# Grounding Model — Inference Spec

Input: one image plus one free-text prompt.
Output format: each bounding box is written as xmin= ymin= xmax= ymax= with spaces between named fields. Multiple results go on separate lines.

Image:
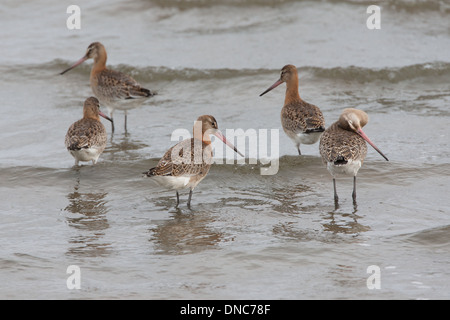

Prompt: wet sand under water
xmin=1 ymin=152 xmax=449 ymax=299
xmin=0 ymin=0 xmax=450 ymax=300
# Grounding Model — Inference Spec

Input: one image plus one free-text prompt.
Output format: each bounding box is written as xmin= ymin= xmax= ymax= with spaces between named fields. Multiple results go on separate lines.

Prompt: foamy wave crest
xmin=147 ymin=0 xmax=450 ymax=12
xmin=5 ymin=60 xmax=450 ymax=84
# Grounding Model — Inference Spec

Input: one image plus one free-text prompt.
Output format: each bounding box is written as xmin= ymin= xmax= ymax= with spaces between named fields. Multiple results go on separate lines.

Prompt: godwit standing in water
xmin=319 ymin=108 xmax=389 ymax=203
xmin=143 ymin=115 xmax=244 ymax=208
xmin=60 ymin=42 xmax=155 ymax=133
xmin=260 ymin=64 xmax=325 ymax=155
xmin=65 ymin=97 xmax=112 ymax=166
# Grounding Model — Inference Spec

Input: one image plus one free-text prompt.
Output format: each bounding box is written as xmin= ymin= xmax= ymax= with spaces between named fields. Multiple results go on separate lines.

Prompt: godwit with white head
xmin=260 ymin=64 xmax=325 ymax=155
xmin=143 ymin=115 xmax=244 ymax=208
xmin=60 ymin=42 xmax=155 ymax=133
xmin=65 ymin=97 xmax=112 ymax=166
xmin=319 ymin=108 xmax=389 ymax=204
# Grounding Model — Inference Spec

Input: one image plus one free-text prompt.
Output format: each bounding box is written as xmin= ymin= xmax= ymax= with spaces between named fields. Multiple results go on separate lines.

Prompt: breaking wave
xmin=24 ymin=59 xmax=450 ymax=84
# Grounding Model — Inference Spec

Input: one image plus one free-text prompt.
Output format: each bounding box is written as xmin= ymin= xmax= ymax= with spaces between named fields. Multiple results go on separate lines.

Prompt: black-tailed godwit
xmin=319 ymin=108 xmax=389 ymax=204
xmin=65 ymin=97 xmax=112 ymax=166
xmin=60 ymin=42 xmax=155 ymax=133
xmin=143 ymin=115 xmax=243 ymax=208
xmin=260 ymin=64 xmax=325 ymax=155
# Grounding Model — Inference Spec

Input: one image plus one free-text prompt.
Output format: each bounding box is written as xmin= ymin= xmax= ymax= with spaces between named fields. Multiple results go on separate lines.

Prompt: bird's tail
xmin=143 ymin=167 xmax=157 ymax=177
xmin=305 ymin=126 xmax=325 ymax=133
xmin=333 ymin=155 xmax=348 ymax=165
xmin=305 ymin=118 xmax=325 ymax=133
xmin=141 ymin=88 xmax=156 ymax=97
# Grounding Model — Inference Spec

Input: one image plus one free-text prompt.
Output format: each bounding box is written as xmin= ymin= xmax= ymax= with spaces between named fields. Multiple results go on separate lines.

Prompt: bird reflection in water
xmin=148 ymin=204 xmax=227 ymax=255
xmin=102 ymin=133 xmax=149 ymax=161
xmin=272 ymin=200 xmax=370 ymax=240
xmin=64 ymin=178 xmax=112 ymax=257
xmin=322 ymin=203 xmax=371 ymax=235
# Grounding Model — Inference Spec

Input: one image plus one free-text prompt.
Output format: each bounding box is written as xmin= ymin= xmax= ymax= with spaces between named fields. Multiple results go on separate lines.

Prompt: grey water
xmin=0 ymin=0 xmax=449 ymax=299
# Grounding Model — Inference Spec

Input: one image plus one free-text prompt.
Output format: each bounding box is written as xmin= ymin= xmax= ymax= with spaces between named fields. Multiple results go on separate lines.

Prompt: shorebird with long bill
xmin=319 ymin=108 xmax=389 ymax=204
xmin=260 ymin=64 xmax=325 ymax=155
xmin=60 ymin=42 xmax=155 ymax=133
xmin=143 ymin=115 xmax=244 ymax=208
xmin=65 ymin=97 xmax=112 ymax=166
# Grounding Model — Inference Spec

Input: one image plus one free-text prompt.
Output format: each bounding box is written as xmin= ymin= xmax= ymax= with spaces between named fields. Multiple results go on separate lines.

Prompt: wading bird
xmin=60 ymin=42 xmax=155 ymax=133
xmin=143 ymin=115 xmax=244 ymax=208
xmin=65 ymin=97 xmax=112 ymax=166
xmin=319 ymin=108 xmax=389 ymax=204
xmin=260 ymin=64 xmax=325 ymax=155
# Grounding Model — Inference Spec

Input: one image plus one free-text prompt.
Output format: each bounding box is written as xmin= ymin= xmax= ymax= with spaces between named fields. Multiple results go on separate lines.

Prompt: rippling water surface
xmin=0 ymin=0 xmax=449 ymax=299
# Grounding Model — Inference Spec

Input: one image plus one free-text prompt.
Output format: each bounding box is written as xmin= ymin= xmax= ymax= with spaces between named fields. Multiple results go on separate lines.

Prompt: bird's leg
xmin=352 ymin=176 xmax=357 ymax=202
xmin=297 ymin=143 xmax=302 ymax=155
xmin=187 ymin=189 xmax=193 ymax=208
xmin=124 ymin=110 xmax=128 ymax=134
xmin=333 ymin=178 xmax=339 ymax=204
xmin=175 ymin=191 xmax=180 ymax=208
xmin=110 ymin=111 xmax=115 ymax=134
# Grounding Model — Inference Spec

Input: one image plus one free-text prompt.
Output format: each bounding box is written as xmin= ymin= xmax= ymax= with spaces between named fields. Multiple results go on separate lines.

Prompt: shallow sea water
xmin=0 ymin=0 xmax=449 ymax=299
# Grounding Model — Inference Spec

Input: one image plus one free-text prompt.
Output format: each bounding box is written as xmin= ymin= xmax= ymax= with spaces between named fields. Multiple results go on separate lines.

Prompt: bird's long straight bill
xmin=60 ymin=55 xmax=88 ymax=75
xmin=259 ymin=79 xmax=283 ymax=96
xmin=357 ymin=129 xmax=389 ymax=161
xmin=214 ymin=131 xmax=244 ymax=157
xmin=99 ymin=111 xmax=113 ymax=122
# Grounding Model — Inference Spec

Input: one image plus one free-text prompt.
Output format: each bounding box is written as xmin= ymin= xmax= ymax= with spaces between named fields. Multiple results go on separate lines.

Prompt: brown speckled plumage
xmin=65 ymin=118 xmax=107 ymax=151
xmin=281 ymin=100 xmax=325 ymax=136
xmin=91 ymin=68 xmax=152 ymax=102
xmin=146 ymin=138 xmax=213 ymax=180
xmin=65 ymin=97 xmax=111 ymax=166
xmin=319 ymin=120 xmax=367 ymax=166
xmin=260 ymin=64 xmax=325 ymax=155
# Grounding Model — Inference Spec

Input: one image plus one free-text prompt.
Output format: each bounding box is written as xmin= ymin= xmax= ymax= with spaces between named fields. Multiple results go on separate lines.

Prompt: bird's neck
xmin=193 ymin=121 xmax=212 ymax=145
xmin=91 ymin=53 xmax=107 ymax=75
xmin=194 ymin=133 xmax=211 ymax=145
xmin=83 ymin=111 xmax=100 ymax=121
xmin=284 ymin=77 xmax=301 ymax=105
